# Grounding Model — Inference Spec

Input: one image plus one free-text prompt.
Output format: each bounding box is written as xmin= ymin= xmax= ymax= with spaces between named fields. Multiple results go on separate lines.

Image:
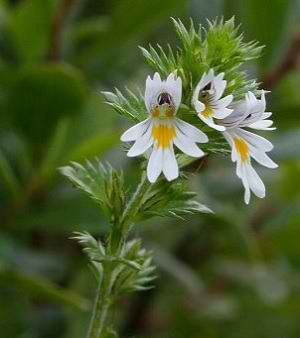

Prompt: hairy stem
xmin=109 ymin=173 xmax=150 ymax=254
xmin=86 ymin=172 xmax=150 ymax=337
xmin=121 ymin=173 xmax=150 ymax=229
xmin=86 ymin=266 xmax=113 ymax=338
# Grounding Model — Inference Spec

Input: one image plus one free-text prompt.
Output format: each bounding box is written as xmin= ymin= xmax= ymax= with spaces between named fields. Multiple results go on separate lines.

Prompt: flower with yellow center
xmin=192 ymin=69 xmax=234 ymax=131
xmin=121 ymin=72 xmax=208 ymax=183
xmin=220 ymin=91 xmax=277 ymax=204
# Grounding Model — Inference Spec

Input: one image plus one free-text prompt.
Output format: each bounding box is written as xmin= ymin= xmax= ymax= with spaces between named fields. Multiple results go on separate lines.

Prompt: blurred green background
xmin=0 ymin=0 xmax=300 ymax=337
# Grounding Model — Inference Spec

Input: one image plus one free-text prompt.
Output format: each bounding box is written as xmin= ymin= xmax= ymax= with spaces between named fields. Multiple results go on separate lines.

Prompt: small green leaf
xmin=61 ymin=161 xmax=127 ymax=222
xmin=103 ymin=88 xmax=147 ymax=123
xmin=113 ymin=239 xmax=156 ymax=294
xmin=60 ymin=161 xmax=105 ymax=207
xmin=138 ymin=178 xmax=213 ymax=221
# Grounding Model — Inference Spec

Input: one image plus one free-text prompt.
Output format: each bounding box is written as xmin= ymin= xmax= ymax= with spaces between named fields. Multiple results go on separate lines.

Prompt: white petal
xmin=214 ymin=94 xmax=233 ymax=109
xmin=213 ymin=107 xmax=233 ymax=119
xmin=235 ymin=128 xmax=273 ymax=152
xmin=248 ymin=120 xmax=275 ymax=130
xmin=192 ymin=87 xmax=201 ymax=110
xmin=222 ymin=131 xmax=238 ymax=162
xmin=198 ymin=113 xmax=226 ymax=131
xmin=121 ymin=119 xmax=150 ymax=142
xmin=162 ymin=145 xmax=179 ymax=181
xmin=165 ymin=73 xmax=182 ymax=111
xmin=245 ymin=164 xmax=265 ymax=199
xmin=213 ymin=72 xmax=226 ymax=100
xmin=127 ymin=126 xmax=153 ymax=157
xmin=251 ymin=150 xmax=278 ymax=168
xmin=174 ymin=130 xmax=205 ymax=157
xmin=259 ymin=90 xmax=266 ymax=112
xmin=222 ymin=91 xmax=266 ymax=129
xmin=197 ymin=69 xmax=215 ymax=91
xmin=220 ymin=101 xmax=248 ymax=128
xmin=236 ymin=159 xmax=242 ymax=178
xmin=147 ymin=147 xmax=163 ymax=183
xmin=175 ymin=118 xmax=208 ymax=143
xmin=245 ymin=91 xmax=266 ymax=115
xmin=262 ymin=112 xmax=272 ymax=119
xmin=244 ymin=190 xmax=251 ymax=204
xmin=193 ymin=100 xmax=205 ymax=113
xmin=192 ymin=69 xmax=215 ymax=106
xmin=240 ymin=164 xmax=251 ymax=204
xmin=145 ymin=73 xmax=162 ymax=112
xmin=245 ymin=91 xmax=258 ymax=111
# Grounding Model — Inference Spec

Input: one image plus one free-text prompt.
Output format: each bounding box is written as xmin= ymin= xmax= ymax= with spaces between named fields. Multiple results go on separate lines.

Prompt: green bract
xmin=104 ymin=18 xmax=263 ymax=156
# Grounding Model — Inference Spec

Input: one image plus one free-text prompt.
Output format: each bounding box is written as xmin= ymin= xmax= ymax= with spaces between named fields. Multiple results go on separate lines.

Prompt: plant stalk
xmin=108 ymin=173 xmax=150 ymax=254
xmin=86 ymin=266 xmax=113 ymax=338
xmin=86 ymin=173 xmax=150 ymax=338
xmin=120 ymin=173 xmax=150 ymax=229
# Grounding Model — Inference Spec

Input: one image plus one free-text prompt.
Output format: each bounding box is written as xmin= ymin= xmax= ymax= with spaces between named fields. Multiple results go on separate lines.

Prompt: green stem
xmin=108 ymin=173 xmax=150 ymax=254
xmin=86 ymin=266 xmax=113 ymax=338
xmin=120 ymin=173 xmax=150 ymax=229
xmin=86 ymin=173 xmax=150 ymax=338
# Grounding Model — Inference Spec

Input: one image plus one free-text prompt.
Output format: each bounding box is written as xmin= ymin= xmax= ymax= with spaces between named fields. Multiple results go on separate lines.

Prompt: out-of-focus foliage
xmin=0 ymin=1 xmax=300 ymax=338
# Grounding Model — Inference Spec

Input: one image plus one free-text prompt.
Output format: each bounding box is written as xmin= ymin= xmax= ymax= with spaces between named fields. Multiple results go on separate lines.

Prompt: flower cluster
xmin=121 ymin=70 xmax=277 ymax=204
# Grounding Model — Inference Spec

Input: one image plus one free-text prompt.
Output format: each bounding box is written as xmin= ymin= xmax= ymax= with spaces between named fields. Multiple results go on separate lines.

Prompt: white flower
xmin=220 ymin=91 xmax=278 ymax=204
xmin=192 ymin=69 xmax=233 ymax=131
xmin=121 ymin=72 xmax=208 ymax=183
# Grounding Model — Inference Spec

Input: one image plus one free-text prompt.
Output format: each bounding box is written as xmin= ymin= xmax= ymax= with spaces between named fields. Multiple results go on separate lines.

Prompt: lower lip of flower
xmin=200 ymin=105 xmax=213 ymax=118
xmin=234 ymin=137 xmax=249 ymax=162
xmin=152 ymin=123 xmax=176 ymax=149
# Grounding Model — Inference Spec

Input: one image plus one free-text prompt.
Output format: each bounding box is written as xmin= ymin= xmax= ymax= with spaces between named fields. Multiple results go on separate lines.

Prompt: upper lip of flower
xmin=220 ymin=91 xmax=270 ymax=129
xmin=145 ymin=72 xmax=182 ymax=116
xmin=192 ymin=69 xmax=233 ymax=131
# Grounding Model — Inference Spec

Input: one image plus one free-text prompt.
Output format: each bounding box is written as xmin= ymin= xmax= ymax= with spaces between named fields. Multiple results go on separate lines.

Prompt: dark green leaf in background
xmin=225 ymin=0 xmax=295 ymax=71
xmin=9 ymin=0 xmax=58 ymax=64
xmin=7 ymin=64 xmax=87 ymax=143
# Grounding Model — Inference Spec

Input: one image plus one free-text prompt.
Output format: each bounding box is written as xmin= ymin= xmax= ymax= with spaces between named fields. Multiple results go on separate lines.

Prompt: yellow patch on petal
xmin=152 ymin=124 xmax=176 ymax=149
xmin=151 ymin=106 xmax=175 ymax=118
xmin=234 ymin=138 xmax=249 ymax=162
xmin=151 ymin=107 xmax=160 ymax=117
xmin=201 ymin=105 xmax=213 ymax=118
xmin=165 ymin=106 xmax=175 ymax=117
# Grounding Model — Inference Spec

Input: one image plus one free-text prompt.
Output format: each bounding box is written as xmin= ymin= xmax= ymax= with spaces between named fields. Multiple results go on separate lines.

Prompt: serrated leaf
xmin=113 ymin=240 xmax=156 ymax=295
xmin=60 ymin=161 xmax=105 ymax=207
xmin=103 ymin=87 xmax=147 ymax=123
xmin=141 ymin=17 xmax=262 ymax=101
xmin=138 ymin=178 xmax=213 ymax=221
